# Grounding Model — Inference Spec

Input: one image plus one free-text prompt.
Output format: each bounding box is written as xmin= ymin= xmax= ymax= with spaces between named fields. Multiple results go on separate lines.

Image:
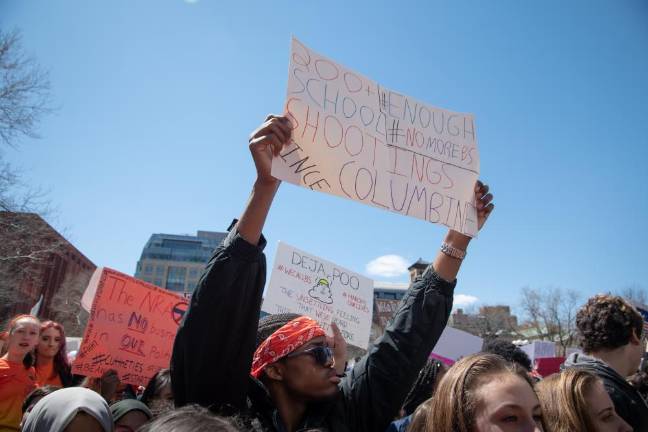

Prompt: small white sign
xmin=263 ymin=241 xmax=373 ymax=348
xmin=430 ymin=326 xmax=483 ymax=364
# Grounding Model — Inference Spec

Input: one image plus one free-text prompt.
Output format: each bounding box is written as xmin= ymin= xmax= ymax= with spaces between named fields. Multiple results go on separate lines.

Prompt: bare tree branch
xmin=0 ymin=29 xmax=52 ymax=148
xmin=519 ymin=286 xmax=580 ymax=356
xmin=617 ymin=285 xmax=647 ymax=305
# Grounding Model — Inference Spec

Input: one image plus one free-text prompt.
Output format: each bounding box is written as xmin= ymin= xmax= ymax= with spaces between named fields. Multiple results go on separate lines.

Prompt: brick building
xmin=0 ymin=212 xmax=95 ymax=336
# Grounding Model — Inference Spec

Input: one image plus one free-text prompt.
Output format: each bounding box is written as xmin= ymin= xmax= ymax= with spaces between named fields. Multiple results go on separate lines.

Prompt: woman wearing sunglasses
xmin=171 ymin=114 xmax=495 ymax=432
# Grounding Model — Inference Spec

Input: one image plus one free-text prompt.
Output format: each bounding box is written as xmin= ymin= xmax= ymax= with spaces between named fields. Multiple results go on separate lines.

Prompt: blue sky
xmin=2 ymin=0 xmax=647 ymax=314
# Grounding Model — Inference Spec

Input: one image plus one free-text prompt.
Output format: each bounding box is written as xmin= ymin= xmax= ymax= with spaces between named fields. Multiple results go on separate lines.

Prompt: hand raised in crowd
xmin=98 ymin=368 xmax=121 ymax=402
xmin=248 ymin=114 xmax=293 ymax=187
xmin=238 ymin=114 xmax=293 ymax=245
xmin=433 ymin=180 xmax=495 ymax=282
xmin=327 ymin=322 xmax=348 ymax=377
xmin=474 ymin=180 xmax=494 ymax=231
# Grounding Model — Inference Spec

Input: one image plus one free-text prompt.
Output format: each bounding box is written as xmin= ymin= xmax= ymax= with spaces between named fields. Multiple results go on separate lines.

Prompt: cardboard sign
xmin=272 ymin=37 xmax=480 ymax=236
xmin=73 ymin=268 xmax=188 ymax=386
xmin=521 ymin=340 xmax=556 ymax=363
xmin=430 ymin=326 xmax=483 ymax=365
xmin=262 ymin=242 xmax=373 ymax=348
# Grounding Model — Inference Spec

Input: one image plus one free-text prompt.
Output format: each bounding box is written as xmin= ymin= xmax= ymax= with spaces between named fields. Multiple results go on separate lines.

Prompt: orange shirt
xmin=0 ymin=358 xmax=36 ymax=432
xmin=35 ymin=362 xmax=62 ymax=387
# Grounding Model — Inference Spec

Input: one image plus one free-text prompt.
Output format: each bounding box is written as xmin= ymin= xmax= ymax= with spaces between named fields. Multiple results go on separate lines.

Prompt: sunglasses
xmin=284 ymin=345 xmax=334 ymax=367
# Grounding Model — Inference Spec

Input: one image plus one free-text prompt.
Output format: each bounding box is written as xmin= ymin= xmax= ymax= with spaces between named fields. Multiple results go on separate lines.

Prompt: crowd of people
xmin=1 ymin=115 xmax=647 ymax=431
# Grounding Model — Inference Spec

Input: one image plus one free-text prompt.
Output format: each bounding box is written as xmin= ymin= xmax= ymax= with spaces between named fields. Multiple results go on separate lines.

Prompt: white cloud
xmin=366 ymin=255 xmax=409 ymax=278
xmin=454 ymin=294 xmax=480 ymax=308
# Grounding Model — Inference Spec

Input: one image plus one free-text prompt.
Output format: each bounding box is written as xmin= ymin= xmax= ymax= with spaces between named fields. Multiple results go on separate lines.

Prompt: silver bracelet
xmin=441 ymin=242 xmax=466 ymax=260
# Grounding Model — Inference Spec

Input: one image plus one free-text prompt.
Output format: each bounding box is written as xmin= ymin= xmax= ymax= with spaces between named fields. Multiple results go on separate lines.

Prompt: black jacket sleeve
xmin=171 ymin=227 xmax=267 ymax=410
xmin=339 ymin=265 xmax=455 ymax=432
xmin=603 ymin=379 xmax=648 ymax=431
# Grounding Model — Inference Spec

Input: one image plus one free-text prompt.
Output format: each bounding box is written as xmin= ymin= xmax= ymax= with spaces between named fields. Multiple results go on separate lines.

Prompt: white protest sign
xmin=430 ymin=326 xmax=483 ymax=365
xmin=272 ymin=37 xmax=480 ymax=236
xmin=262 ymin=241 xmax=373 ymax=348
xmin=521 ymin=340 xmax=556 ymax=363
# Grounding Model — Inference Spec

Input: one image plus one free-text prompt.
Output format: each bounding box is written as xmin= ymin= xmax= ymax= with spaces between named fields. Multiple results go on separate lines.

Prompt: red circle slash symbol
xmin=172 ymin=302 xmax=188 ymax=325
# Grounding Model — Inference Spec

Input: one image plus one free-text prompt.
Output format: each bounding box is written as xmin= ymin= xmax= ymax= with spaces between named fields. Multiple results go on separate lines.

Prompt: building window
xmin=166 ymin=266 xmax=186 ymax=292
xmin=189 ymin=268 xmax=199 ymax=278
xmin=156 ymin=266 xmax=165 ymax=275
xmin=144 ymin=264 xmax=154 ymax=274
xmin=154 ymin=278 xmax=163 ymax=287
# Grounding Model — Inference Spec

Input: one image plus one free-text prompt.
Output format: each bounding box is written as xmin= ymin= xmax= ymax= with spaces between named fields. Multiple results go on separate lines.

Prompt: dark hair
xmin=255 ymin=313 xmax=301 ymax=348
xmin=137 ymin=405 xmax=243 ymax=432
xmin=401 ymin=359 xmax=444 ymax=416
xmin=36 ymin=320 xmax=71 ymax=380
xmin=141 ymin=368 xmax=172 ymax=405
xmin=576 ymin=294 xmax=643 ymax=353
xmin=22 ymin=385 xmax=60 ymax=413
xmin=482 ymin=338 xmax=532 ymax=372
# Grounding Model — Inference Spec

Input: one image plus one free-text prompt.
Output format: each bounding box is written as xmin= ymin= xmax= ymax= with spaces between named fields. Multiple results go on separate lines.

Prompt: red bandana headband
xmin=251 ymin=316 xmax=326 ymax=378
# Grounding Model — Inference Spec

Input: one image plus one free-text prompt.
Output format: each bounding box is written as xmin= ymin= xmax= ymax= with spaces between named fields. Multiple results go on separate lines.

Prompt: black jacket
xmin=171 ymin=227 xmax=455 ymax=432
xmin=564 ymin=352 xmax=648 ymax=431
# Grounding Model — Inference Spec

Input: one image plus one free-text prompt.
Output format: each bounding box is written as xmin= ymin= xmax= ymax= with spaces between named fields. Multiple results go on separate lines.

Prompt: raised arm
xmin=238 ymin=115 xmax=292 ymax=244
xmin=340 ymin=181 xmax=494 ymax=432
xmin=171 ymin=115 xmax=292 ymax=410
xmin=433 ymin=181 xmax=494 ymax=281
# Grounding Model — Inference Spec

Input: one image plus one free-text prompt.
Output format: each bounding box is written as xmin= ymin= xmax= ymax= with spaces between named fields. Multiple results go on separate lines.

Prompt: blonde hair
xmin=424 ymin=353 xmax=540 ymax=432
xmin=536 ymin=369 xmax=598 ymax=432
xmin=407 ymin=398 xmax=432 ymax=432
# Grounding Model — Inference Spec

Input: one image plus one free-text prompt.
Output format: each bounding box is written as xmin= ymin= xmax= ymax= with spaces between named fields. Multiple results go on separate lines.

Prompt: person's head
xmin=22 ymin=385 xmax=60 ymax=415
xmin=252 ymin=315 xmax=339 ymax=401
xmin=140 ymin=368 xmax=173 ymax=416
xmin=0 ymin=314 xmax=40 ymax=366
xmin=21 ymin=387 xmax=113 ymax=432
xmin=401 ymin=359 xmax=447 ymax=416
xmin=110 ymin=399 xmax=153 ymax=432
xmin=536 ymin=369 xmax=631 ymax=432
xmin=255 ymin=312 xmax=302 ymax=348
xmin=138 ymin=404 xmax=242 ymax=432
xmin=407 ymin=399 xmax=433 ymax=432
xmin=36 ymin=321 xmax=70 ymax=372
xmin=425 ymin=353 xmax=545 ymax=432
xmin=576 ymin=294 xmax=645 ymax=375
xmin=482 ymin=338 xmax=533 ymax=372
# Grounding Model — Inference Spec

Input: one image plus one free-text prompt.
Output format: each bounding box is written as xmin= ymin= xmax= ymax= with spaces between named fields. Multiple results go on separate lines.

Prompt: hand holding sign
xmin=474 ymin=180 xmax=494 ymax=231
xmin=327 ymin=322 xmax=348 ymax=376
xmin=238 ymin=115 xmax=293 ymax=246
xmin=249 ymin=114 xmax=293 ymax=187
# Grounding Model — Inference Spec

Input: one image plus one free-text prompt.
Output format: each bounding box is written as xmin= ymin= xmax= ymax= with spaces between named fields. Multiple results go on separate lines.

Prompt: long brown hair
xmin=36 ymin=320 xmax=71 ymax=379
xmin=536 ymin=369 xmax=598 ymax=432
xmin=424 ymin=353 xmax=541 ymax=432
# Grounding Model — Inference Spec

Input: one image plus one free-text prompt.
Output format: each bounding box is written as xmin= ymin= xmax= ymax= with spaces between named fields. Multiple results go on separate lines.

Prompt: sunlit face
xmin=7 ymin=318 xmax=40 ymax=357
xmin=585 ymin=380 xmax=632 ymax=432
xmin=272 ymin=336 xmax=340 ymax=400
xmin=38 ymin=326 xmax=63 ymax=358
xmin=473 ymin=374 xmax=544 ymax=432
